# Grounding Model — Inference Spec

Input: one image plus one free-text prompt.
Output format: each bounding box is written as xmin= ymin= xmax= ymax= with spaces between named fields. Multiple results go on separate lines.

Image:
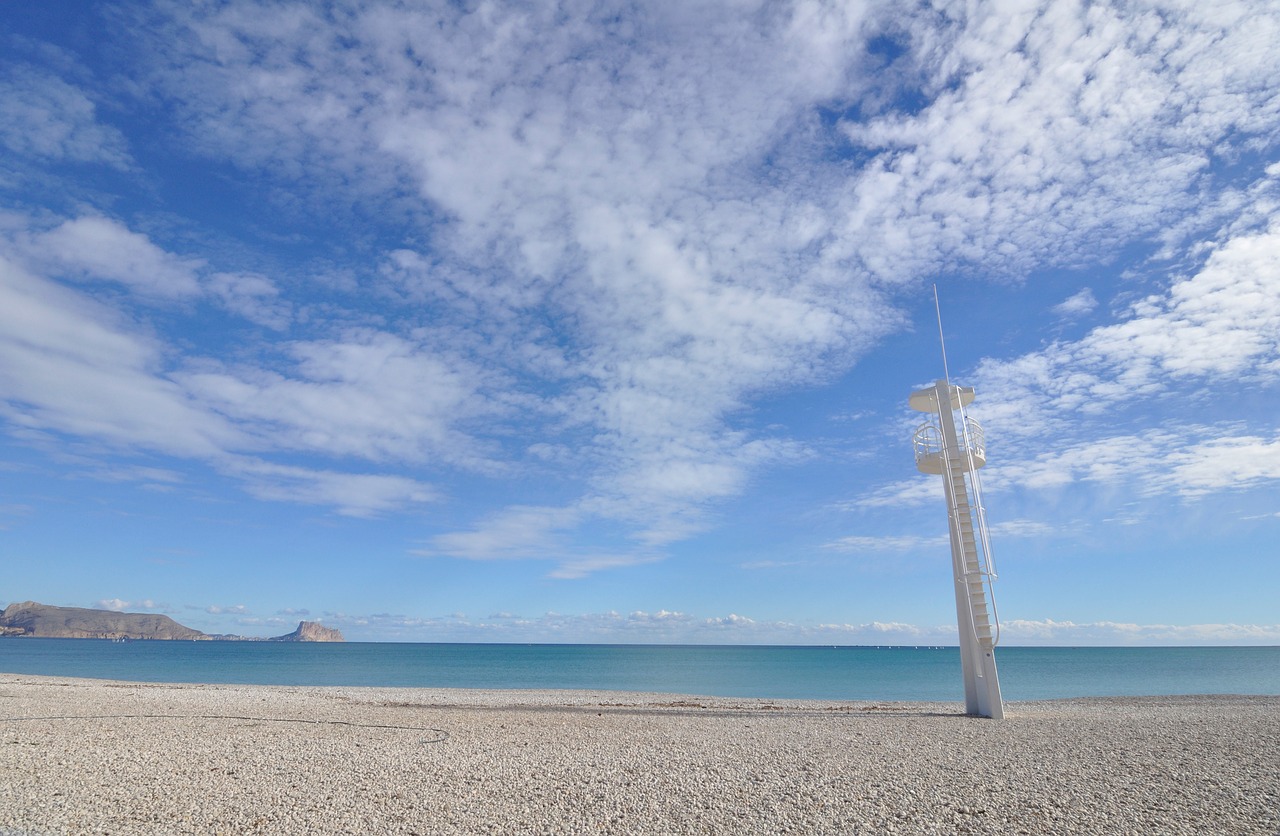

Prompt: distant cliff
xmin=269 ymin=621 xmax=345 ymax=642
xmin=0 ymin=601 xmax=207 ymax=640
xmin=0 ymin=602 xmax=344 ymax=642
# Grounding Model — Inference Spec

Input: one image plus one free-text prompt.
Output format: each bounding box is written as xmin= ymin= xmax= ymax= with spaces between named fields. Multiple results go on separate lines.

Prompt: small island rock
xmin=269 ymin=621 xmax=345 ymax=642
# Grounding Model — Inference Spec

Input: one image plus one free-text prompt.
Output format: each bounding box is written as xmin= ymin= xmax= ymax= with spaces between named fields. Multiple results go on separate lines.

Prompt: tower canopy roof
xmin=909 ymin=380 xmax=975 ymax=413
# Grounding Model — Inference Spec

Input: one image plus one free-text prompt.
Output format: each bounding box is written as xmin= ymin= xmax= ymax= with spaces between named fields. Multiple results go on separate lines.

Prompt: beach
xmin=1 ymin=675 xmax=1276 ymax=835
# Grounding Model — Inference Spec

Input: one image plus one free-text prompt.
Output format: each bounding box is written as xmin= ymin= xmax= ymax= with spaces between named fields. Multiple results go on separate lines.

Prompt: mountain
xmin=0 ymin=601 xmax=344 ymax=642
xmin=0 ymin=601 xmax=207 ymax=640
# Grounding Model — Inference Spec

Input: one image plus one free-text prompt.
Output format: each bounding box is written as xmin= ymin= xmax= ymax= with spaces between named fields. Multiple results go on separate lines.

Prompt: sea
xmin=2 ymin=641 xmax=1279 ymax=701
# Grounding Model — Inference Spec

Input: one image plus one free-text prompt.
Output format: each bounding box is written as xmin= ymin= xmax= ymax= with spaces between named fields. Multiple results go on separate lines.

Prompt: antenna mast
xmin=933 ymin=284 xmax=952 ymax=385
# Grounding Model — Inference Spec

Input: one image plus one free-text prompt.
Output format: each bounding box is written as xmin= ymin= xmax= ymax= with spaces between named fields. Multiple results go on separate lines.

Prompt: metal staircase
xmin=943 ymin=417 xmax=999 ymax=647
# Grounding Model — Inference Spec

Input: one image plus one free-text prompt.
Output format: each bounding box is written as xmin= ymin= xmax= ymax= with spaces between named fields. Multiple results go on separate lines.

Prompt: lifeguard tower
xmin=910 ymin=373 xmax=1005 ymax=719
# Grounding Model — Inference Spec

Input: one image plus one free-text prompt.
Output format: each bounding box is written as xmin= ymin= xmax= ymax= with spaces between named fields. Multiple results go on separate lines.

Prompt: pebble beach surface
xmin=1 ymin=675 xmax=1277 ymax=835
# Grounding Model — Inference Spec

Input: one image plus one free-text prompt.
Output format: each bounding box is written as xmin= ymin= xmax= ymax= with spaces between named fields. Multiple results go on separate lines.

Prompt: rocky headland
xmin=0 ymin=601 xmax=343 ymax=642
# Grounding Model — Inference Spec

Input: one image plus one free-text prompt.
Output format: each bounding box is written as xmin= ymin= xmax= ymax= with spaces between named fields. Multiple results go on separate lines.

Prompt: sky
xmin=1 ymin=0 xmax=1278 ymax=645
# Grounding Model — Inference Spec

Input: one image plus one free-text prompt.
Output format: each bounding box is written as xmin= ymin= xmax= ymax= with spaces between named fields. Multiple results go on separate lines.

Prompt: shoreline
xmin=3 ymin=675 xmax=1278 ymax=834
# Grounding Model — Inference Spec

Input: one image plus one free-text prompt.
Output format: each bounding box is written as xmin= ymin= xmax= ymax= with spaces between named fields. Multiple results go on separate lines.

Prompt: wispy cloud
xmin=547 ymin=553 xmax=664 ymax=581
xmin=224 ymin=458 xmax=438 ymax=518
xmin=417 ymin=504 xmax=582 ymax=562
xmin=0 ymin=252 xmax=240 ymax=458
xmin=975 ymin=218 xmax=1280 ymax=442
xmin=179 ymin=328 xmax=505 ymax=470
xmin=96 ymin=598 xmax=168 ymax=613
xmin=0 ymin=63 xmax=131 ymax=167
xmin=414 ymin=504 xmax=665 ymax=579
xmin=1001 ymin=619 xmax=1280 ymax=646
xmin=823 ymin=533 xmax=948 ymax=554
xmin=0 ymin=503 xmax=33 ymax=530
xmin=204 ymin=603 xmax=249 ymax=616
xmin=843 ymin=203 xmax=1280 ymax=518
xmin=1052 ymin=288 xmax=1097 ymax=319
xmin=206 ymin=272 xmax=291 ymax=330
xmin=1170 ymin=435 xmax=1280 ymax=497
xmin=29 ymin=216 xmax=203 ymax=299
xmin=836 ymin=1 xmax=1280 ymax=280
xmin=822 ymin=519 xmax=1053 ymax=557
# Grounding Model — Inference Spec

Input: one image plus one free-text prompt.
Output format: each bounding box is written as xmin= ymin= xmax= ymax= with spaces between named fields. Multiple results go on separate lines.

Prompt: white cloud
xmin=847 ymin=477 xmax=943 ymax=509
xmin=986 ymin=433 xmax=1175 ymax=493
xmin=739 ymin=559 xmax=808 ymax=570
xmin=416 ymin=504 xmax=667 ymax=578
xmin=824 ymin=533 xmax=948 ymax=553
xmin=225 ymin=458 xmax=437 ymax=518
xmin=1170 ymin=435 xmax=1280 ymax=496
xmin=419 ymin=504 xmax=582 ymax=561
xmin=0 ymin=244 xmax=447 ymax=517
xmin=180 ymin=329 xmax=502 ymax=470
xmin=1001 ymin=618 xmax=1280 ymax=646
xmin=32 ymin=216 xmax=204 ymax=299
xmin=0 ymin=254 xmax=240 ymax=458
xmin=207 ymin=271 xmax=291 ymax=329
xmin=863 ymin=212 xmax=1279 ymax=511
xmin=975 ymin=221 xmax=1280 ymax=442
xmin=1087 ymin=227 xmax=1280 ymax=381
xmin=1052 ymin=288 xmax=1098 ymax=318
xmin=548 ymin=553 xmax=663 ymax=580
xmin=95 ymin=598 xmax=166 ymax=613
xmin=82 ymin=464 xmax=185 ymax=485
xmin=988 ymin=519 xmax=1055 ymax=538
xmin=823 ymin=519 xmax=1052 ymax=557
xmin=0 ymin=64 xmax=130 ymax=166
xmin=836 ymin=0 xmax=1280 ymax=280
xmin=4 ymin=213 xmax=304 ymax=327
xmin=853 ymin=423 xmax=1280 ymax=519
xmin=205 ymin=604 xmax=249 ymax=615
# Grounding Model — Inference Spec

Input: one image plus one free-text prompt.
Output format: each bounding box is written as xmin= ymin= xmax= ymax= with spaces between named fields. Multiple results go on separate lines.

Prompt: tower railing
xmin=912 ymin=416 xmax=985 ymax=467
xmin=912 ymin=423 xmax=941 ymax=463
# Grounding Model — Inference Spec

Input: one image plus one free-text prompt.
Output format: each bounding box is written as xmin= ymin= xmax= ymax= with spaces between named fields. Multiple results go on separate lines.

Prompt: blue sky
xmin=1 ymin=1 xmax=1278 ymax=645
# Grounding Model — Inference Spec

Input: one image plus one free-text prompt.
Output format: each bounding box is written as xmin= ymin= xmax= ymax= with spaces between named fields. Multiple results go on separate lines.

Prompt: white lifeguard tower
xmin=910 ymin=321 xmax=1005 ymax=718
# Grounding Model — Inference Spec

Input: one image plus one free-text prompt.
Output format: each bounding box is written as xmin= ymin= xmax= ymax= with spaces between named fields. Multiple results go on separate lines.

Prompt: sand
xmin=0 ymin=674 xmax=1277 ymax=835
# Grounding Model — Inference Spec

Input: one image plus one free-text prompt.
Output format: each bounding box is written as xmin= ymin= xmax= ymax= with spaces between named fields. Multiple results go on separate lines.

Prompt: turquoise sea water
xmin=1 ymin=640 xmax=1277 ymax=701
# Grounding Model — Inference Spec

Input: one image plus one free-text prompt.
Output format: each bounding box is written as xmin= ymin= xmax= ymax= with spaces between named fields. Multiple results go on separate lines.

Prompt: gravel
xmin=1 ymin=674 xmax=1277 ymax=835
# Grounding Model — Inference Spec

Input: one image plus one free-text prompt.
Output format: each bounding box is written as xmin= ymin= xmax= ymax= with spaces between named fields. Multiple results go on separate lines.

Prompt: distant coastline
xmin=0 ymin=601 xmax=343 ymax=642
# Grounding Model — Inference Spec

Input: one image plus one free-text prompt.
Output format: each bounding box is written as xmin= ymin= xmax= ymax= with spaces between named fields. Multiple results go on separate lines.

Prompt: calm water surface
xmin=2 ymin=640 xmax=1277 ymax=701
